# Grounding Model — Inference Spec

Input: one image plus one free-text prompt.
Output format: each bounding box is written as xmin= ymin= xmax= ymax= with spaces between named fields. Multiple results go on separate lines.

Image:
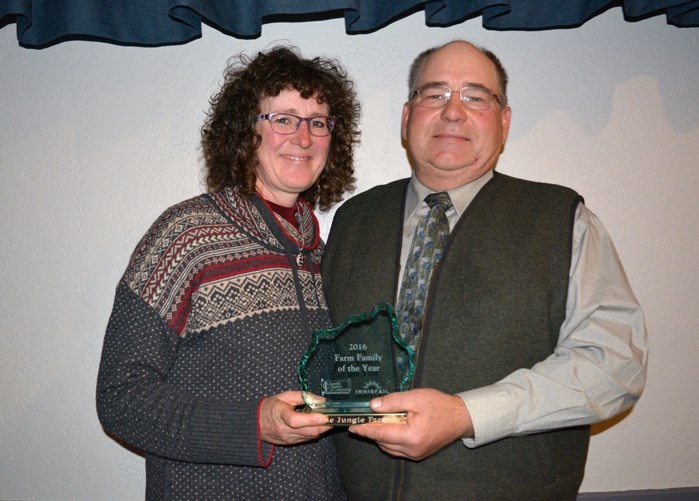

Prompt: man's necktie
xmin=396 ymin=192 xmax=452 ymax=351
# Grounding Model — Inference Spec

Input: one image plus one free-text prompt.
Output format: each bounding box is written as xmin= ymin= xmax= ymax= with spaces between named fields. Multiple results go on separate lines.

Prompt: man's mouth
xmin=434 ymin=132 xmax=469 ymax=141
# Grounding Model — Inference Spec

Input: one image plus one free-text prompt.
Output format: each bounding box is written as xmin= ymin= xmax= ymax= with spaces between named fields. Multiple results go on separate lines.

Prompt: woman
xmin=96 ymin=46 xmax=360 ymax=499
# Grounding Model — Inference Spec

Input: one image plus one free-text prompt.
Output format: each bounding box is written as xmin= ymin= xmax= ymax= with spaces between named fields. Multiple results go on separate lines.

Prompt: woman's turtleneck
xmin=266 ymin=199 xmax=300 ymax=229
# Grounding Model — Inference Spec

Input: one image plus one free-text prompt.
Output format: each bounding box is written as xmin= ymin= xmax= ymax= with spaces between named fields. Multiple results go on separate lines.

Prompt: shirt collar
xmin=405 ymin=170 xmax=494 ymax=223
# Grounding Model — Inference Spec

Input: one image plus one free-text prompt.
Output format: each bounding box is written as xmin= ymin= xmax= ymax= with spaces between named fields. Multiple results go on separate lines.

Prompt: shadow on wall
xmin=103 ymin=429 xmax=145 ymax=459
xmin=590 ymin=407 xmax=632 ymax=436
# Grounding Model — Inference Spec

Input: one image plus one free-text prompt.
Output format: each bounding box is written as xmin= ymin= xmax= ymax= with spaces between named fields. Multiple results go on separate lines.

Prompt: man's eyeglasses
xmin=256 ymin=113 xmax=336 ymax=137
xmin=411 ymin=85 xmax=505 ymax=111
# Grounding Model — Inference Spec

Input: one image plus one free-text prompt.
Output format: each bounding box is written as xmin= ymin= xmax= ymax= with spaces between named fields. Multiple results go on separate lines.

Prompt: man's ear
xmin=401 ymin=102 xmax=411 ymax=143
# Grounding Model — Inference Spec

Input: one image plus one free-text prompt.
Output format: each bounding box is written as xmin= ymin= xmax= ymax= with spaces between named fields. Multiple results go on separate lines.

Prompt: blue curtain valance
xmin=2 ymin=0 xmax=698 ymax=48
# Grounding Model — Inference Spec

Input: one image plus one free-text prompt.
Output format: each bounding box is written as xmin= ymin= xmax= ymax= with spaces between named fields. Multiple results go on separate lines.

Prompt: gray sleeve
xmin=96 ymin=280 xmax=270 ymax=466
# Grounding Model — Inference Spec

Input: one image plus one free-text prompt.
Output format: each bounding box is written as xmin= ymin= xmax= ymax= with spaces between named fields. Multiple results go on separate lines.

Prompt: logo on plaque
xmin=298 ymin=303 xmax=415 ymax=425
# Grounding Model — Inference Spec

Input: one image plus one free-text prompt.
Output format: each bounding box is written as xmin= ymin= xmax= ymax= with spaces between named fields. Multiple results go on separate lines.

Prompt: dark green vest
xmin=322 ymin=173 xmax=589 ymax=500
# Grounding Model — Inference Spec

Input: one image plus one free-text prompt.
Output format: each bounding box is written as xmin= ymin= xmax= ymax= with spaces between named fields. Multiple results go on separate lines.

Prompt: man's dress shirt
xmin=400 ymin=171 xmax=648 ymax=447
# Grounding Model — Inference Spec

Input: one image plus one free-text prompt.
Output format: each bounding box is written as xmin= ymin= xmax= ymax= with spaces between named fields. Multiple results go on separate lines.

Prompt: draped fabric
xmin=2 ymin=0 xmax=698 ymax=48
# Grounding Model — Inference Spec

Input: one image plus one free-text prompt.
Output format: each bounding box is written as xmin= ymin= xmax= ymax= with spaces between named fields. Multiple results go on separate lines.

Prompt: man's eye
xmin=463 ymin=90 xmax=490 ymax=103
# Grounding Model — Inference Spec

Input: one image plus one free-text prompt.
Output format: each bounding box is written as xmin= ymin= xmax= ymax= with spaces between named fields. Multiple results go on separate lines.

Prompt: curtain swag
xmin=2 ymin=0 xmax=698 ymax=48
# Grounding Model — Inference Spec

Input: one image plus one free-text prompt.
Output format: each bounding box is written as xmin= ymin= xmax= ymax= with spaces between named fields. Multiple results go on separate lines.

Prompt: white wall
xmin=1 ymin=9 xmax=697 ymax=500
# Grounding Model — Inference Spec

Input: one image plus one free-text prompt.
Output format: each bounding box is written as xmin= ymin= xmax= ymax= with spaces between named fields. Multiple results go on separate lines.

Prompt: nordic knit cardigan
xmin=97 ymin=187 xmax=345 ymax=500
xmin=322 ymin=172 xmax=589 ymax=500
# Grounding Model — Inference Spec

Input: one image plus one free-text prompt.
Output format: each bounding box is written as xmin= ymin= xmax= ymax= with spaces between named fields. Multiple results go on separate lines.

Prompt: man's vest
xmin=322 ymin=172 xmax=589 ymax=500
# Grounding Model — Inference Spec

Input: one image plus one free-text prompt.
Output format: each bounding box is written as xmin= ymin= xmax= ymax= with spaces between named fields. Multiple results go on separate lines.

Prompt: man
xmin=322 ymin=40 xmax=647 ymax=499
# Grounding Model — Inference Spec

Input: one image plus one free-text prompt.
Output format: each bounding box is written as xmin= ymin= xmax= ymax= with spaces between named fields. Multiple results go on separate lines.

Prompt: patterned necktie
xmin=396 ymin=192 xmax=452 ymax=350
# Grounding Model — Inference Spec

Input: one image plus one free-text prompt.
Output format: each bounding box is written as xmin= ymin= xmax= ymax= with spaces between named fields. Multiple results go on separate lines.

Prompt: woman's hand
xmin=259 ymin=391 xmax=332 ymax=445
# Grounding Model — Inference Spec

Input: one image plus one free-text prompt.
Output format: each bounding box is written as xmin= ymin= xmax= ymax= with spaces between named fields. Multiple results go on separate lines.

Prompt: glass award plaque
xmin=298 ymin=303 xmax=415 ymax=425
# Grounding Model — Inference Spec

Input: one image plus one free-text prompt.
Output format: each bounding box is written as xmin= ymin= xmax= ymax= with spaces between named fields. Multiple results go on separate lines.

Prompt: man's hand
xmin=348 ymin=388 xmax=473 ymax=460
xmin=259 ymin=391 xmax=332 ymax=445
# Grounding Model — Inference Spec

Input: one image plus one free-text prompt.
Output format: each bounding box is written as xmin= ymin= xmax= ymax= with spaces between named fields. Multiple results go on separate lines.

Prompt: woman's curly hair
xmin=201 ymin=45 xmax=360 ymax=211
